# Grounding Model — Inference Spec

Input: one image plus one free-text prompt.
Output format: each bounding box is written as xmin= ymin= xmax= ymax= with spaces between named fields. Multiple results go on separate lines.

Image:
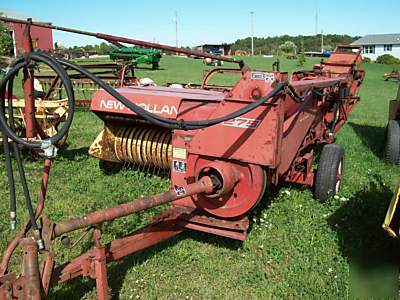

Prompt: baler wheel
xmin=384 ymin=120 xmax=400 ymax=165
xmin=314 ymin=144 xmax=345 ymax=202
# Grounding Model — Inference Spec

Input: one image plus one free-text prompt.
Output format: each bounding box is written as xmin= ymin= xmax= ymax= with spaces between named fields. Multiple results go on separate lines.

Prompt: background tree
xmin=297 ymin=40 xmax=306 ymax=66
xmin=0 ymin=16 xmax=13 ymax=56
xmin=279 ymin=41 xmax=297 ymax=55
xmin=230 ymin=34 xmax=359 ymax=55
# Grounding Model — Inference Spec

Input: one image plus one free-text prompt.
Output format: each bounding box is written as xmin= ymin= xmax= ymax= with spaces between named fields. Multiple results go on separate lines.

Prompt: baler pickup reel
xmin=0 ymin=17 xmax=364 ymax=299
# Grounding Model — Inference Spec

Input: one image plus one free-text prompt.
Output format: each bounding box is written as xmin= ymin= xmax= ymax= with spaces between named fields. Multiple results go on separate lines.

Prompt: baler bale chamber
xmin=0 ymin=16 xmax=365 ymax=300
xmin=89 ymin=45 xmax=365 ymax=215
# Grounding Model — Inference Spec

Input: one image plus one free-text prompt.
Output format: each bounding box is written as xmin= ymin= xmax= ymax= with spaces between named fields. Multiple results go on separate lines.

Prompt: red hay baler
xmin=0 ymin=17 xmax=364 ymax=299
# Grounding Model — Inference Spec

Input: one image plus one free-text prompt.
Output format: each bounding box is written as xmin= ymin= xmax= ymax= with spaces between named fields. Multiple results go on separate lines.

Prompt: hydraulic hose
xmin=1 ymin=51 xmax=285 ymax=142
xmin=0 ymin=86 xmax=16 ymax=229
xmin=58 ymin=56 xmax=286 ymax=130
xmin=3 ymin=73 xmax=38 ymax=231
xmin=0 ymin=52 xmax=75 ymax=149
xmin=1 ymin=135 xmax=16 ymax=229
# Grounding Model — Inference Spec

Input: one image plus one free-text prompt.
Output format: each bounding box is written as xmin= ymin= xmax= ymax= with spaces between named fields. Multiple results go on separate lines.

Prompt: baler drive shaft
xmin=53 ymin=175 xmax=215 ymax=237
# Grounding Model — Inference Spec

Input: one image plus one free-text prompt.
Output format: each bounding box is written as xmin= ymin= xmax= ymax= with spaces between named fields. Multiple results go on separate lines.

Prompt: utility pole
xmin=321 ymin=29 xmax=324 ymax=53
xmin=173 ymin=11 xmax=178 ymax=53
xmin=250 ymin=11 xmax=254 ymax=56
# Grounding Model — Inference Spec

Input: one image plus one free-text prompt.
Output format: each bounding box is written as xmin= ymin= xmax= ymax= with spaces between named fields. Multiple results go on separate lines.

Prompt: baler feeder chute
xmin=90 ymin=123 xmax=172 ymax=169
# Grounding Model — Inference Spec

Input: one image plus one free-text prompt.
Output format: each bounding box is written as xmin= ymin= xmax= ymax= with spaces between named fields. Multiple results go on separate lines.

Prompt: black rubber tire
xmin=314 ymin=144 xmax=345 ymax=202
xmin=384 ymin=120 xmax=400 ymax=165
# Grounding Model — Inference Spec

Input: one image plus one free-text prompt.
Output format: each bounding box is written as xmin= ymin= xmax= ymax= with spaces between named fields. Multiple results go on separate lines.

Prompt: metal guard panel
xmin=188 ymin=101 xmax=281 ymax=167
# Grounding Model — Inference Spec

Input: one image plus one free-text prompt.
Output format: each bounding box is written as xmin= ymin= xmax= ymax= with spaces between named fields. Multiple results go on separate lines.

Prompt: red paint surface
xmin=6 ymin=22 xmax=53 ymax=55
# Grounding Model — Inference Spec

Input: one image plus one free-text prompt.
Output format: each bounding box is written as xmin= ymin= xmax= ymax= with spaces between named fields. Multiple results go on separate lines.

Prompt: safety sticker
xmin=172 ymin=147 xmax=187 ymax=160
xmin=173 ymin=160 xmax=187 ymax=173
xmin=251 ymin=72 xmax=275 ymax=83
xmin=174 ymin=185 xmax=186 ymax=196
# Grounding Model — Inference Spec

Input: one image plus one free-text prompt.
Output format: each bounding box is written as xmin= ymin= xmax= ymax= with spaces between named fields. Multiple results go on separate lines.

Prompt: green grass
xmin=1 ymin=56 xmax=399 ymax=299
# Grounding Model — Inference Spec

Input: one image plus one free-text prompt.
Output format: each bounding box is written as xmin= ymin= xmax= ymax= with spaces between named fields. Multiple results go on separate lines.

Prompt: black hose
xmin=58 ymin=57 xmax=286 ymax=130
xmin=0 ymin=84 xmax=16 ymax=229
xmin=2 ymin=136 xmax=16 ymax=225
xmin=4 ymin=73 xmax=38 ymax=231
xmin=11 ymin=142 xmax=38 ymax=230
xmin=286 ymin=85 xmax=313 ymax=103
xmin=0 ymin=52 xmax=75 ymax=148
xmin=1 ymin=51 xmax=285 ymax=140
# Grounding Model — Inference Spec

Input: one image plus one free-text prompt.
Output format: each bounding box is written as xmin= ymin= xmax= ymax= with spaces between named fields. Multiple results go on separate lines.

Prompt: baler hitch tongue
xmin=52 ymin=175 xmax=215 ymax=237
xmin=383 ymin=183 xmax=400 ymax=239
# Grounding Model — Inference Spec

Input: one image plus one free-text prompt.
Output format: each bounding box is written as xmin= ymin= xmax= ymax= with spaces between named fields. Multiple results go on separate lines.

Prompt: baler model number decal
xmin=251 ymin=72 xmax=275 ymax=83
xmin=99 ymin=99 xmax=178 ymax=115
xmin=222 ymin=117 xmax=261 ymax=129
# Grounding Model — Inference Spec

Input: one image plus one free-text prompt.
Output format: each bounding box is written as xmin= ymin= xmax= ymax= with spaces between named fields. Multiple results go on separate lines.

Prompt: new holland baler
xmin=0 ymin=17 xmax=364 ymax=299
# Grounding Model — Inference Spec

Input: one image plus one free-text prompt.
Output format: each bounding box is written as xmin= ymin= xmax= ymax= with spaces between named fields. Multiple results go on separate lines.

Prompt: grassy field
xmin=0 ymin=55 xmax=399 ymax=299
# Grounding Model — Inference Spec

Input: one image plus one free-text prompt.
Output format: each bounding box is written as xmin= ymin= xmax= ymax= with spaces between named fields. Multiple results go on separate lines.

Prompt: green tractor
xmin=109 ymin=46 xmax=162 ymax=69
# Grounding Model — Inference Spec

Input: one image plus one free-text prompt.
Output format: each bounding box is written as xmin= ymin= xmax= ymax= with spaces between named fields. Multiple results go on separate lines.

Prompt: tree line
xmin=230 ymin=34 xmax=360 ymax=55
xmin=65 ymin=42 xmax=116 ymax=55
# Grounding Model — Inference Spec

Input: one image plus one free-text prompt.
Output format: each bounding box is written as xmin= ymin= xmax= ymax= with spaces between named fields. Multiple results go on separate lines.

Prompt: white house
xmin=351 ymin=33 xmax=400 ymax=60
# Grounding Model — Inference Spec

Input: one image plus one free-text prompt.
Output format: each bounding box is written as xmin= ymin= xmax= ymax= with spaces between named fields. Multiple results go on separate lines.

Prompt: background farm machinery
xmin=27 ymin=46 xmax=161 ymax=110
xmin=109 ymin=46 xmax=162 ymax=69
xmin=384 ymin=70 xmax=400 ymax=81
xmin=0 ymin=62 xmax=68 ymax=148
xmin=384 ymin=84 xmax=400 ymax=165
xmin=382 ymin=84 xmax=400 ymax=239
xmin=35 ymin=61 xmax=138 ymax=107
xmin=0 ymin=17 xmax=364 ymax=299
xmin=384 ymin=83 xmax=400 ymax=165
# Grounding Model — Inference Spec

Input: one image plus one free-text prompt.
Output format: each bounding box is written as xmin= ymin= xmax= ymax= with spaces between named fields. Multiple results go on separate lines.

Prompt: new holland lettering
xmin=99 ymin=99 xmax=178 ymax=116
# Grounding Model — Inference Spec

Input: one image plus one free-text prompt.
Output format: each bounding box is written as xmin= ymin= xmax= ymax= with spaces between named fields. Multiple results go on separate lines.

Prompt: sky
xmin=1 ymin=0 xmax=399 ymax=47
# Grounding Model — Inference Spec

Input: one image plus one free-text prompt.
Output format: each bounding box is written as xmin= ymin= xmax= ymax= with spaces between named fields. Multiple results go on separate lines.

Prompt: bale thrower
xmin=0 ymin=17 xmax=364 ymax=299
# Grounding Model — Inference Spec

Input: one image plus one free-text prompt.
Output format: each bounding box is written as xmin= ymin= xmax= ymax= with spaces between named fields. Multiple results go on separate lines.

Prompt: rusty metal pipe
xmin=22 ymin=21 xmax=36 ymax=138
xmin=0 ymin=16 xmax=243 ymax=67
xmin=53 ymin=176 xmax=214 ymax=237
xmin=21 ymin=238 xmax=42 ymax=300
xmin=41 ymin=253 xmax=55 ymax=297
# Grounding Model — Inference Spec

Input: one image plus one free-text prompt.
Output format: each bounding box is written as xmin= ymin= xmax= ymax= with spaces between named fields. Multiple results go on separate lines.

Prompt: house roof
xmin=196 ymin=44 xmax=231 ymax=48
xmin=351 ymin=34 xmax=400 ymax=45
